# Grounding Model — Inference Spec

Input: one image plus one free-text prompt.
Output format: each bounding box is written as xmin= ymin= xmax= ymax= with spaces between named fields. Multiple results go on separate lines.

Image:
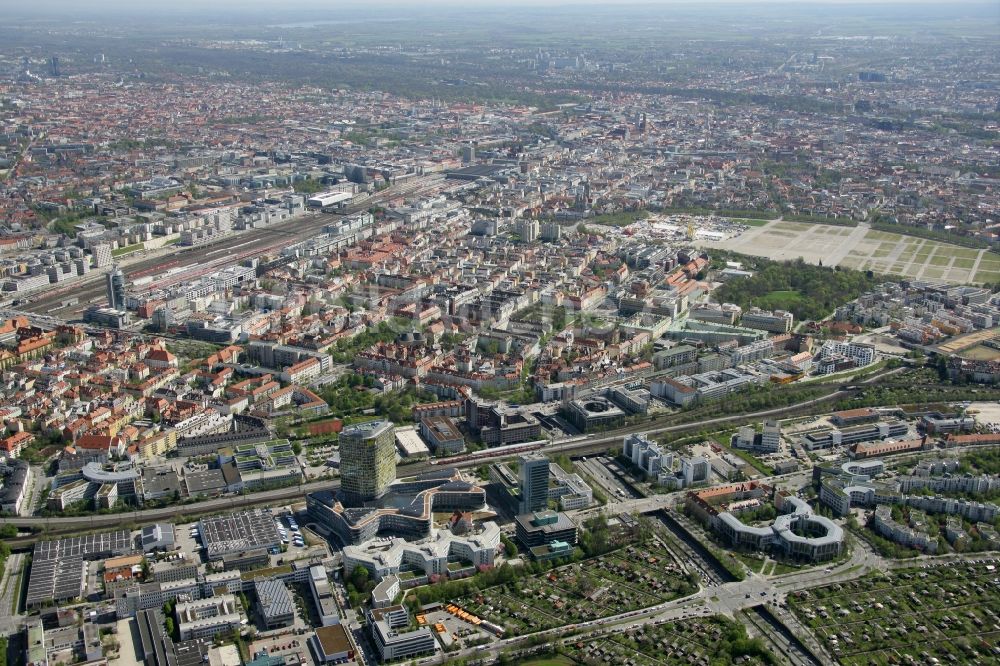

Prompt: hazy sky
xmin=7 ymin=0 xmax=995 ymax=23
xmin=9 ymin=0 xmax=993 ymax=8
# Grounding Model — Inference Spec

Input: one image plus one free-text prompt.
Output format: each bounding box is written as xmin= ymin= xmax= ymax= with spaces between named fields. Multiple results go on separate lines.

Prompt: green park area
xmin=560 ymin=614 xmax=776 ymax=665
xmin=712 ymin=255 xmax=881 ymax=322
xmin=749 ymin=289 xmax=808 ymax=313
xmin=112 ymin=242 xmax=145 ymax=257
xmin=788 ymin=561 xmax=1000 ymax=665
xmin=456 ymin=539 xmax=698 ymax=636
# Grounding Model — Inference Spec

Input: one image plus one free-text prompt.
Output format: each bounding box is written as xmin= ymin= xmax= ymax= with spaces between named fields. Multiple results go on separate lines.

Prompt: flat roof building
xmin=693 ymin=487 xmax=844 ymax=562
xmin=515 ymin=510 xmax=578 ymax=553
xmin=307 ymin=468 xmax=485 ymax=545
xmin=254 ymin=578 xmax=295 ymax=630
xmin=367 ymin=605 xmax=436 ymax=663
xmin=198 ymin=509 xmax=281 ymax=561
xmin=135 ymin=609 xmax=176 ymax=666
xmin=308 ymin=566 xmax=342 ymax=627
xmin=176 ymin=595 xmax=242 ymax=641
xmin=310 ymin=624 xmax=356 ymax=664
xmin=141 ymin=523 xmax=176 ymax=553
xmin=371 ymin=575 xmax=401 ymax=609
xmin=27 ymin=530 xmax=134 ymax=610
xmin=419 ymin=415 xmax=465 ymax=455
xmin=394 ymin=427 xmax=430 ymax=458
xmin=342 ymin=522 xmax=501 ymax=582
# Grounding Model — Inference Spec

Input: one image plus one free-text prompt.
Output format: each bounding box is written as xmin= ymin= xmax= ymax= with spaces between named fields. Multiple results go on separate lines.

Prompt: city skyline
xmin=0 ymin=2 xmax=997 ymax=665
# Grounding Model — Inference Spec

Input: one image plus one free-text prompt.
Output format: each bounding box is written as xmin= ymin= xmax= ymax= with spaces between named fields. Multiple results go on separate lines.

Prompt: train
xmin=131 ymin=260 xmax=179 ymax=280
xmin=430 ymin=439 xmax=549 ymax=466
xmin=430 ymin=435 xmax=594 ymax=466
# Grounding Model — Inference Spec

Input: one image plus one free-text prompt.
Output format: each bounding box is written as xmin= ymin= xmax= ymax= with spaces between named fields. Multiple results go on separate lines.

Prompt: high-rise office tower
xmin=518 ymin=453 xmax=550 ymax=514
xmin=106 ymin=265 xmax=126 ymax=311
xmin=460 ymin=143 xmax=476 ymax=164
xmin=49 ymin=56 xmax=60 ymax=77
xmin=339 ymin=420 xmax=396 ymax=505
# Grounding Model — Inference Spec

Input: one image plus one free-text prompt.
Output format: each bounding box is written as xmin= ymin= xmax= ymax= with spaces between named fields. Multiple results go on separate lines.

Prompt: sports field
xmin=703 ymin=220 xmax=997 ymax=284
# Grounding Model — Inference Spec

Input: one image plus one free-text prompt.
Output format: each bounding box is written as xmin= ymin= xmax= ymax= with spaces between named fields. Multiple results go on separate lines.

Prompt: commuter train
xmin=430 ymin=439 xmax=549 ymax=465
xmin=430 ymin=434 xmax=593 ymax=466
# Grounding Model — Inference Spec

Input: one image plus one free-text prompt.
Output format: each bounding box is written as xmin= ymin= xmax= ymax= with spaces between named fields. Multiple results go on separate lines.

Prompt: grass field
xmin=112 ymin=242 xmax=145 ymax=257
xmin=958 ymin=344 xmax=1000 ymax=361
xmin=704 ymin=220 xmax=996 ymax=284
xmin=754 ymin=289 xmax=807 ymax=311
xmin=515 ymin=657 xmax=578 ymax=666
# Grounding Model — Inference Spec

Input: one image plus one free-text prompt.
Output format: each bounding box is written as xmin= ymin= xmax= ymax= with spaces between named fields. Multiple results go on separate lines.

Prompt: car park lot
xmin=418 ymin=608 xmax=496 ymax=647
xmin=787 ymin=559 xmax=1000 ymax=665
xmin=456 ymin=539 xmax=697 ymax=636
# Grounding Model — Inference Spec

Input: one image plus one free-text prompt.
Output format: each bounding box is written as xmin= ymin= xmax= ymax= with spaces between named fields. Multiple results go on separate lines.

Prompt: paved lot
xmin=249 ymin=632 xmax=313 ymax=665
xmin=420 ymin=609 xmax=495 ymax=647
xmin=108 ymin=618 xmax=142 ymax=666
xmin=0 ymin=553 xmax=25 ymax=634
xmin=577 ymin=456 xmax=640 ymax=501
xmin=704 ymin=220 xmax=996 ymax=285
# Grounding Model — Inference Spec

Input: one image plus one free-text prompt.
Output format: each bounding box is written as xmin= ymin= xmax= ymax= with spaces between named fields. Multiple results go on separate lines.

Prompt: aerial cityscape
xmin=0 ymin=1 xmax=998 ymax=665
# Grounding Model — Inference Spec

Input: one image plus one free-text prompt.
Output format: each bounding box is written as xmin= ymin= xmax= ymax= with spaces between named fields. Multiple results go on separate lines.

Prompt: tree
xmin=551 ymin=453 xmax=574 ymax=474
xmin=349 ymin=565 xmax=370 ymax=591
xmin=501 ymin=535 xmax=517 ymax=558
xmin=293 ymin=178 xmax=325 ymax=194
xmin=579 ymin=514 xmax=612 ymax=557
xmin=164 ymin=617 xmax=176 ymax=640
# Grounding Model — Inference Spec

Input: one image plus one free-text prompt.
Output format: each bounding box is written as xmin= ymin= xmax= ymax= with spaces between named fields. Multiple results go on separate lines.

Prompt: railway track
xmin=22 ymin=177 xmax=438 ymax=317
xmin=742 ymin=605 xmax=823 ymax=666
xmin=5 ymin=365 xmax=925 ymax=545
